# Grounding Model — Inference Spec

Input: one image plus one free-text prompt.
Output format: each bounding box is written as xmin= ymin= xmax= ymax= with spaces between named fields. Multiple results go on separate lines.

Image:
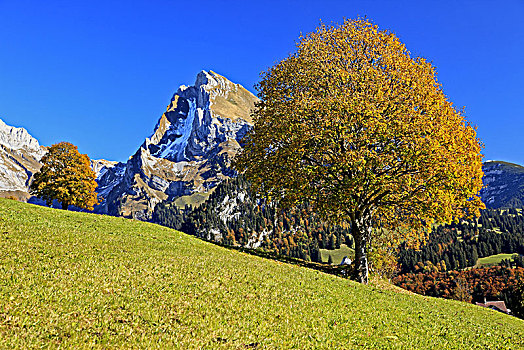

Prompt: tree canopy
xmin=30 ymin=142 xmax=99 ymax=210
xmin=234 ymin=19 xmax=485 ymax=283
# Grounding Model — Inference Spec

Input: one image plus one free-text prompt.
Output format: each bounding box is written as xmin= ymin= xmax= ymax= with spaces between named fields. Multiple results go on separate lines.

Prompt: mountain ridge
xmin=1 ymin=71 xmax=524 ymax=217
xmin=0 ymin=118 xmax=45 ymax=199
xmin=480 ymin=160 xmax=524 ymax=208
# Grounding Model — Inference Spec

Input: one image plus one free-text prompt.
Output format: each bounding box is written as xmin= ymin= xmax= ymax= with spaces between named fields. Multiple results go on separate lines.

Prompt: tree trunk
xmin=352 ymin=216 xmax=372 ymax=284
xmin=61 ymin=202 xmax=69 ymax=210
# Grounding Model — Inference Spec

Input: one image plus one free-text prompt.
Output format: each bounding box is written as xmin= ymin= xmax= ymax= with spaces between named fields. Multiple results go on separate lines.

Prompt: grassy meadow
xmin=0 ymin=198 xmax=523 ymax=349
xmin=320 ymin=244 xmax=354 ymax=265
xmin=476 ymin=253 xmax=516 ymax=267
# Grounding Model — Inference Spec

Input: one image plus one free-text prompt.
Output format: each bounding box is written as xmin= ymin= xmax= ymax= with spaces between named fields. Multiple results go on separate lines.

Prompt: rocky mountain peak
xmin=0 ymin=118 xmax=44 ymax=197
xmin=95 ymin=71 xmax=258 ymax=219
xmin=194 ymin=70 xmax=216 ymax=87
xmin=143 ymin=70 xmax=255 ymax=163
xmin=0 ymin=118 xmax=44 ymax=156
xmin=195 ymin=70 xmax=240 ymax=98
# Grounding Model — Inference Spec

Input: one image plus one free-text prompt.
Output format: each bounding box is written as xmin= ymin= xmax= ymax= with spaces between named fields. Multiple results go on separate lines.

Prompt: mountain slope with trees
xmin=153 ymin=175 xmax=352 ymax=263
xmin=394 ymin=207 xmax=524 ymax=319
xmin=397 ymin=208 xmax=524 ymax=273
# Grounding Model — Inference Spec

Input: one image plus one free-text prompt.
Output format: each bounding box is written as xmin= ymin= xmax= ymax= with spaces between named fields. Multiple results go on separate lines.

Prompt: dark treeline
xmin=398 ymin=208 xmax=524 ymax=273
xmin=153 ymin=176 xmax=354 ymax=263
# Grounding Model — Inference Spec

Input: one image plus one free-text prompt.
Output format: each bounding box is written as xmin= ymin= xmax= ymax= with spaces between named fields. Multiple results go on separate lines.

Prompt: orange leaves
xmin=30 ymin=142 xmax=99 ymax=211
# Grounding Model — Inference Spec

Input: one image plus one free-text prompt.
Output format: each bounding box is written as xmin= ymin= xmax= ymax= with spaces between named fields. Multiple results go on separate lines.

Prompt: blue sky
xmin=1 ymin=0 xmax=523 ymax=163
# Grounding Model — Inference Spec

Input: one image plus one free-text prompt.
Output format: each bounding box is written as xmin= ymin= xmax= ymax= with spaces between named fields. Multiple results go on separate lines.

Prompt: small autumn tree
xmin=234 ymin=19 xmax=484 ymax=284
xmin=30 ymin=142 xmax=99 ymax=210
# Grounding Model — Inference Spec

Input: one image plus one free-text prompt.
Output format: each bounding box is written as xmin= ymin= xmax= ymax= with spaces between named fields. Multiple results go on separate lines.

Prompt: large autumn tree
xmin=30 ymin=142 xmax=99 ymax=210
xmin=234 ymin=19 xmax=484 ymax=284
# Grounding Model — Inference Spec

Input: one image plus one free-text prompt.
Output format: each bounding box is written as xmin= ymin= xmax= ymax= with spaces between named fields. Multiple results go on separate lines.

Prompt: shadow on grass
xmin=212 ymin=241 xmax=353 ymax=279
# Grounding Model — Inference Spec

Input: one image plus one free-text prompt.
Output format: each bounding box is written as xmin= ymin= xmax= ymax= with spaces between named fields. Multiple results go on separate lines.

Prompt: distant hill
xmin=480 ymin=161 xmax=524 ymax=208
xmin=1 ymin=198 xmax=523 ymax=348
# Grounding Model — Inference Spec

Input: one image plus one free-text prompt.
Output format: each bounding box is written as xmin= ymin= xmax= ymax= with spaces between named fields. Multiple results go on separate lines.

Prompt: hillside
xmin=0 ymin=199 xmax=523 ymax=348
xmin=398 ymin=208 xmax=524 ymax=273
xmin=154 ymin=175 xmax=351 ymax=261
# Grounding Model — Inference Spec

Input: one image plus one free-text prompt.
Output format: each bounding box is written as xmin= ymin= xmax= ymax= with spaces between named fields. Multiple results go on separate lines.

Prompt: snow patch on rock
xmin=159 ymin=98 xmax=198 ymax=161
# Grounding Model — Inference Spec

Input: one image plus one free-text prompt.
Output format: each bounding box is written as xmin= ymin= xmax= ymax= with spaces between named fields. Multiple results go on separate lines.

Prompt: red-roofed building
xmin=475 ymin=300 xmax=511 ymax=315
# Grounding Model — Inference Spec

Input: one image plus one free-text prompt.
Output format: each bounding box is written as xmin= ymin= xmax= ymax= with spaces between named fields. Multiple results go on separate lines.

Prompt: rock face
xmin=96 ymin=71 xmax=257 ymax=219
xmin=480 ymin=161 xmax=524 ymax=208
xmin=0 ymin=118 xmax=45 ymax=200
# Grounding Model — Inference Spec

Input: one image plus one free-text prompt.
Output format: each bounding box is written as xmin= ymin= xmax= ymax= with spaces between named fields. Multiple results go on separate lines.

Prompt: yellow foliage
xmin=234 ymin=19 xmax=484 ymax=283
xmin=30 ymin=142 xmax=99 ymax=211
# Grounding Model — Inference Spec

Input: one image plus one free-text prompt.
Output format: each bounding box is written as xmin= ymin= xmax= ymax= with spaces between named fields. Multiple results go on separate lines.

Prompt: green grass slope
xmin=320 ymin=244 xmax=354 ymax=264
xmin=476 ymin=253 xmax=516 ymax=267
xmin=0 ymin=199 xmax=523 ymax=349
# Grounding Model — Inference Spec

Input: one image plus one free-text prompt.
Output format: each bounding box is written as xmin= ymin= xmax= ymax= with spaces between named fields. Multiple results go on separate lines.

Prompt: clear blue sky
xmin=1 ymin=0 xmax=523 ymax=164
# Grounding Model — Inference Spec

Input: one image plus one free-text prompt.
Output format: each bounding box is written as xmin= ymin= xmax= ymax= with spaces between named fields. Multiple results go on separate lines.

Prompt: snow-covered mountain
xmin=95 ymin=70 xmax=258 ymax=219
xmin=480 ymin=161 xmax=524 ymax=208
xmin=0 ymin=118 xmax=45 ymax=199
